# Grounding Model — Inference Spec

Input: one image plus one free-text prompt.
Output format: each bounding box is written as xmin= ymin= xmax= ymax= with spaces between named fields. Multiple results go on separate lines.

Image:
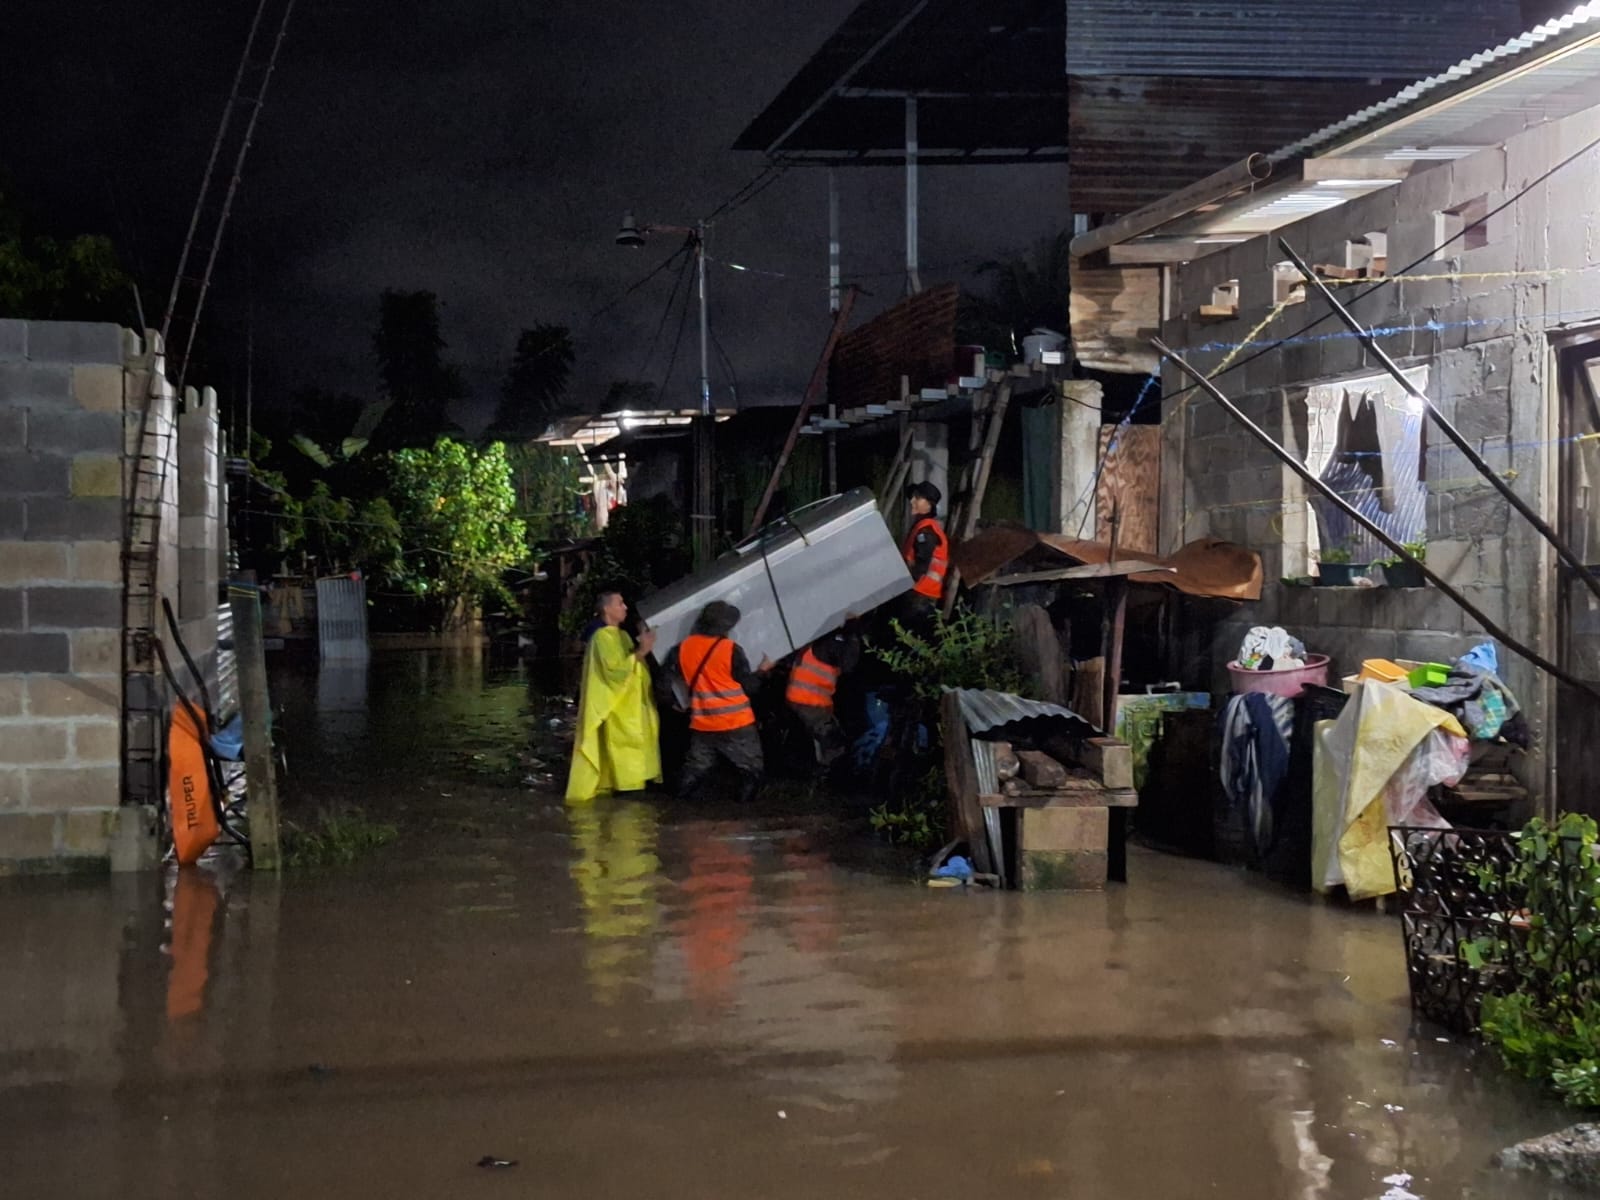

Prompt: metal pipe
xmin=905 ymin=97 xmax=921 ymax=294
xmin=1279 ymin=237 xmax=1600 ymax=610
xmin=1069 ymin=155 xmax=1272 ymax=260
xmin=1152 ymin=336 xmax=1600 ymax=703
xmin=828 ymin=168 xmax=841 ymax=315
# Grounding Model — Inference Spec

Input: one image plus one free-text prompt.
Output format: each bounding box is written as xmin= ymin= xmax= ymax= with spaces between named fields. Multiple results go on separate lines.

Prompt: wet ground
xmin=0 ymin=648 xmax=1583 ymax=1198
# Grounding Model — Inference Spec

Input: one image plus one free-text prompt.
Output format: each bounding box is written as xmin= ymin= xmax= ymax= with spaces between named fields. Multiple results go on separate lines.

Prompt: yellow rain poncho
xmin=565 ymin=626 xmax=662 ymax=802
xmin=1313 ymin=681 xmax=1467 ymax=900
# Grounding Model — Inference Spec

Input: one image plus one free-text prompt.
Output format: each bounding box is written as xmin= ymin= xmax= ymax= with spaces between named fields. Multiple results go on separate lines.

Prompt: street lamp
xmin=615 ymin=212 xmax=715 ymax=568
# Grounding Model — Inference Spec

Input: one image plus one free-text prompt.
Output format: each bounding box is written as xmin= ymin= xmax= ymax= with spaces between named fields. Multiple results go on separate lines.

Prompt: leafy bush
xmin=868 ymin=608 xmax=1025 ymax=703
xmin=1467 ymin=813 xmax=1600 ymax=1107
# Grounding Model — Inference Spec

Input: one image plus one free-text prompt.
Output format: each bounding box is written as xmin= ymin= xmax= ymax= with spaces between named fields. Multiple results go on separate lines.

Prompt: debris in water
xmin=477 ymin=1156 xmax=518 ymax=1169
xmin=1383 ymin=1173 xmax=1412 ymax=1186
xmin=1435 ymin=1036 xmax=1450 ymax=1043
xmin=1380 ymin=1039 xmax=1398 ymax=1048
xmin=1384 ymin=1104 xmax=1405 ymax=1113
xmin=777 ymin=1111 xmax=787 ymax=1120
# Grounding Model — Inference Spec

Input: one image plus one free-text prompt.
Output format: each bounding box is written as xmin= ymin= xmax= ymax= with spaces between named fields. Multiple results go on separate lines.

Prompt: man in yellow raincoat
xmin=565 ymin=591 xmax=662 ymax=802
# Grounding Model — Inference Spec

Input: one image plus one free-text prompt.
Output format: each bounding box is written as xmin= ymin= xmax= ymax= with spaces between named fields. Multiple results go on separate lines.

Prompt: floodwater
xmin=0 ymin=648 xmax=1582 ymax=1198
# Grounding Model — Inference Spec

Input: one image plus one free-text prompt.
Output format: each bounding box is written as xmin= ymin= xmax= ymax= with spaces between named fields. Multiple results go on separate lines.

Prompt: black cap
xmin=907 ymin=480 xmax=942 ymax=507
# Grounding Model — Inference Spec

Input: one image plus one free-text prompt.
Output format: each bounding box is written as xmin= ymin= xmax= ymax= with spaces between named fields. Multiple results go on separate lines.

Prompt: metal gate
xmin=315 ymin=576 xmax=370 ymax=661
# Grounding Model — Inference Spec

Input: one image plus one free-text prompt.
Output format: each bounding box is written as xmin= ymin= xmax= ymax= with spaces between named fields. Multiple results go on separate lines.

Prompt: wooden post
xmin=230 ymin=583 xmax=282 ymax=870
xmin=1101 ymin=575 xmax=1129 ymax=737
xmin=943 ymin=380 xmax=1014 ymax=616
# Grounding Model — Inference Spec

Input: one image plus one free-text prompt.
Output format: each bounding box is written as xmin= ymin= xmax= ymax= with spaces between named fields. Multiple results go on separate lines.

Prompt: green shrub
xmin=1467 ymin=813 xmax=1600 ymax=1107
xmin=283 ymin=807 xmax=399 ymax=869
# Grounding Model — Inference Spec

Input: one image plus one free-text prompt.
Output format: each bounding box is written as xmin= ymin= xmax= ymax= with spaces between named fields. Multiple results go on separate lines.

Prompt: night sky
xmin=3 ymin=1 xmax=1067 ymax=429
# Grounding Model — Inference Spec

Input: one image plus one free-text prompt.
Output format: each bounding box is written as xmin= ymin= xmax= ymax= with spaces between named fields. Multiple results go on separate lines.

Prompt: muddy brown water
xmin=0 ymin=649 xmax=1582 ymax=1197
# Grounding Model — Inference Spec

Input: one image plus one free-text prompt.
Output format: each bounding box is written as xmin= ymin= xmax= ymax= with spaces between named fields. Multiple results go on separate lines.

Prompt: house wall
xmin=0 ymin=320 xmax=224 ymax=871
xmin=1160 ymin=102 xmax=1600 ymax=804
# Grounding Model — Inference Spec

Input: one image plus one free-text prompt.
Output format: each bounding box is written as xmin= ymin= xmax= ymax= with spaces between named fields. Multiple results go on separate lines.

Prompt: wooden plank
xmin=982 ymin=789 xmax=1138 ymax=809
xmin=940 ymin=690 xmax=993 ymax=875
xmin=1096 ymin=423 xmax=1161 ymax=555
xmin=230 ymin=586 xmax=281 ymax=871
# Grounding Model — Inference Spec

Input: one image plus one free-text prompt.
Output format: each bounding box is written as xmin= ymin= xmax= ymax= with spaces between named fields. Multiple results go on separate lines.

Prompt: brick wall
xmin=0 ymin=320 xmax=223 ymax=871
xmin=1159 ymin=103 xmax=1600 ymax=805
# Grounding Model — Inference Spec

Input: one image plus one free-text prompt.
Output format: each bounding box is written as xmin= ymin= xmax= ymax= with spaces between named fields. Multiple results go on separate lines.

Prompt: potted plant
xmin=1379 ymin=540 xmax=1428 ymax=588
xmin=1315 ymin=543 xmax=1367 ymax=587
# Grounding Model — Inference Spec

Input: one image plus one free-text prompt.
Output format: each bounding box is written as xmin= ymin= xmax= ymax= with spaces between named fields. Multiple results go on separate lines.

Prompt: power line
xmin=586 ymin=237 xmax=692 ymax=325
xmin=637 ymin=241 xmax=696 ymax=380
xmin=655 ymin=264 xmax=696 ymax=405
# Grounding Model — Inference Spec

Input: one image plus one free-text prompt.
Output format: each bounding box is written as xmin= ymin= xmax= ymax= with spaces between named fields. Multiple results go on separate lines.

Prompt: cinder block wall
xmin=1160 ymin=103 xmax=1600 ymax=803
xmin=0 ymin=320 xmax=136 ymax=868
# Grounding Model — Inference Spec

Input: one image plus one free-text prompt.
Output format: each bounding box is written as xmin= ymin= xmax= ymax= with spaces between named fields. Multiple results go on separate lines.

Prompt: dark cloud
xmin=3 ymin=1 xmax=1065 ymax=425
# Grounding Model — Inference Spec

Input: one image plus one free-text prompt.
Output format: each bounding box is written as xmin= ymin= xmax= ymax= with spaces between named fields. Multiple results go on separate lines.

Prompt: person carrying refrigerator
xmin=786 ymin=617 xmax=862 ymax=773
xmin=661 ymin=600 xmax=775 ymax=803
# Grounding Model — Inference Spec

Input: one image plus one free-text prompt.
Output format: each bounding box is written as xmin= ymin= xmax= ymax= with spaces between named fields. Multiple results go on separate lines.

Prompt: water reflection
xmin=565 ymin=797 xmax=661 ymax=1005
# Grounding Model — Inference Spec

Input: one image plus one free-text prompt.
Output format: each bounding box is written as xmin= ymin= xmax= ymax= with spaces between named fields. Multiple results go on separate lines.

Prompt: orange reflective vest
xmin=903 ymin=517 xmax=949 ymax=599
xmin=680 ymin=634 xmax=755 ymax=733
xmin=786 ymin=646 xmax=840 ymax=709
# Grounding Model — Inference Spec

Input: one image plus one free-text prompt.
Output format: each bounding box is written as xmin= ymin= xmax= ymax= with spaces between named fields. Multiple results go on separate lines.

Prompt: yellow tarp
xmin=1313 ymin=681 xmax=1465 ymax=901
xmin=565 ymin=626 xmax=662 ymax=802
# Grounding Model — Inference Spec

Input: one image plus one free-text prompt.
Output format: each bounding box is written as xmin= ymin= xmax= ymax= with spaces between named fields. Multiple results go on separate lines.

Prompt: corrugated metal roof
xmin=1068 ymin=75 xmax=1395 ymax=211
xmin=1067 ymin=0 xmax=1524 ymax=80
xmin=1276 ymin=2 xmax=1600 ymax=161
xmin=950 ymin=687 xmax=1101 ymax=738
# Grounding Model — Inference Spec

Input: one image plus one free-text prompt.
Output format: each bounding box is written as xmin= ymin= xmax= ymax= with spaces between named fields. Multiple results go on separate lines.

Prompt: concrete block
xmin=0 ymin=319 xmax=26 ymax=360
xmin=0 ymin=541 xmax=69 ymax=587
xmin=69 ymin=541 xmax=122 ymax=586
xmin=25 ymin=586 xmax=120 ymax=629
xmin=1396 ymin=630 xmax=1475 ymax=669
xmin=25 ymin=322 xmax=124 ymax=365
xmin=69 ymin=629 xmax=120 ymax=675
xmin=1022 ymin=849 xmax=1108 ymax=890
xmin=26 ymin=767 xmax=119 ymax=812
xmin=0 ymin=812 xmax=58 ymax=861
xmin=71 ymin=720 xmax=119 ymax=765
xmin=26 ymin=498 xmax=121 ymax=542
xmin=1448 ymin=148 xmax=1506 ymax=207
xmin=1457 ymin=585 xmax=1509 ymax=638
xmin=0 ymin=453 xmax=70 ymax=497
xmin=0 ymin=409 xmax=24 ymax=445
xmin=60 ymin=808 xmax=117 ymax=857
xmin=26 ymin=676 xmax=119 ymax=721
xmin=1466 ymin=289 xmax=1517 ymax=345
xmin=0 ymin=362 xmax=72 ymax=407
xmin=0 ymin=632 xmax=70 ymax=673
xmin=72 ymin=365 xmax=124 ymax=413
xmin=69 ymin=456 xmax=121 ymax=499
xmin=0 ymin=767 xmax=21 ymax=808
xmin=1025 ymin=806 xmax=1110 ymax=854
xmin=1456 ymin=388 xmax=1512 ymax=444
xmin=25 ymin=409 xmax=121 ymax=455
xmin=1449 ymin=492 xmax=1511 ymax=539
xmin=109 ymin=805 xmax=158 ymax=872
xmin=0 ymin=723 xmax=68 ymax=764
xmin=0 ymin=500 xmax=20 ymax=539
xmin=0 ymin=677 xmax=21 ymax=716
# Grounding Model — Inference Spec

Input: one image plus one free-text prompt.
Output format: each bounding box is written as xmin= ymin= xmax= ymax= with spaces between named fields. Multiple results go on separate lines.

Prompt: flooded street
xmin=0 ymin=649 xmax=1581 ymax=1198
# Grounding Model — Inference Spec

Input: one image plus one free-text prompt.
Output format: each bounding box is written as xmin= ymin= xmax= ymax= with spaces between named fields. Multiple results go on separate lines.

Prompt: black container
xmin=1383 ymin=560 xmax=1427 ymax=588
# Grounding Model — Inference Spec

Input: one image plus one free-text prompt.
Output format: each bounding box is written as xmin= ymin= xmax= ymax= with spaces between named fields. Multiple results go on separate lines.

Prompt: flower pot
xmin=1316 ymin=562 xmax=1368 ymax=587
xmin=1383 ymin=560 xmax=1427 ymax=588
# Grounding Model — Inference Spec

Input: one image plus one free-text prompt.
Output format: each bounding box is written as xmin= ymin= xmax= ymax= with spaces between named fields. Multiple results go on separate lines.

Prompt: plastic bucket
xmin=1021 ymin=328 xmax=1066 ymax=364
xmin=1227 ymin=654 xmax=1330 ymax=698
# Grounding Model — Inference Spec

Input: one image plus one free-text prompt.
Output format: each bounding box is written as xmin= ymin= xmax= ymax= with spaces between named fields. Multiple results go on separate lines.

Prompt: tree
xmin=385 ymin=438 xmax=528 ymax=625
xmin=488 ymin=323 xmax=575 ymax=441
xmin=0 ymin=187 xmax=132 ymax=323
xmin=957 ymin=231 xmax=1070 ymax=358
xmin=368 ymin=289 xmax=464 ymax=449
xmin=506 ymin=442 xmax=588 ymax=552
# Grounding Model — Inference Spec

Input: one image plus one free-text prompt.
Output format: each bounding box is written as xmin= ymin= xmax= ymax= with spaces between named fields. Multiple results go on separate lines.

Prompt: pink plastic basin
xmin=1227 ymin=654 xmax=1330 ymax=698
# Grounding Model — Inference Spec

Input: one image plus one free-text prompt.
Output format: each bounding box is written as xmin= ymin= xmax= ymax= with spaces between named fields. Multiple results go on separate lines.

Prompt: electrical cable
xmin=587 ymin=237 xmax=692 ymax=325
xmin=655 ymin=266 xmax=696 ymax=405
xmin=637 ymin=241 xmax=696 ymax=380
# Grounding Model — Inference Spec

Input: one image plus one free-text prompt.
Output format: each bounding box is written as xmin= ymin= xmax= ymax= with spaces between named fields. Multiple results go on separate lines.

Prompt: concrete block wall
xmin=0 ymin=320 xmax=223 ymax=870
xmin=0 ymin=320 xmax=138 ymax=869
xmin=1160 ymin=102 xmax=1600 ymax=805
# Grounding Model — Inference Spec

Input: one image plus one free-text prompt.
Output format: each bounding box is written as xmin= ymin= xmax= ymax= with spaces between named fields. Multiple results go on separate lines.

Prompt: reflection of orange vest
xmin=903 ymin=517 xmax=949 ymax=599
xmin=680 ymin=634 xmax=755 ymax=732
xmin=786 ymin=647 xmax=839 ymax=709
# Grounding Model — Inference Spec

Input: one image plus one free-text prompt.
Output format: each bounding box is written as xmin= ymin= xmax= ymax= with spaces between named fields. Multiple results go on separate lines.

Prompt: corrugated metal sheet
xmin=1068 ymin=75 xmax=1394 ymax=211
xmin=1276 ymin=3 xmax=1600 ymax=161
xmin=315 ymin=577 xmax=370 ymax=661
xmin=951 ymin=687 xmax=1100 ymax=738
xmin=215 ymin=599 xmax=239 ymax=720
xmin=1067 ymin=0 xmax=1524 ymax=80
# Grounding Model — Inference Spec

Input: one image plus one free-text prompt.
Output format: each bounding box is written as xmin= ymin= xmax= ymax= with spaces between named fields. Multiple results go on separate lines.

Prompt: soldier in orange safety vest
xmin=785 ymin=618 xmax=862 ymax=772
xmin=901 ymin=480 xmax=949 ymax=627
xmin=659 ymin=600 xmax=774 ymax=803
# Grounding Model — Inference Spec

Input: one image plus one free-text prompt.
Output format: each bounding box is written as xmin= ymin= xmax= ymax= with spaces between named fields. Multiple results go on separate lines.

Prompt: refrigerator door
xmin=637 ymin=487 xmax=912 ymax=667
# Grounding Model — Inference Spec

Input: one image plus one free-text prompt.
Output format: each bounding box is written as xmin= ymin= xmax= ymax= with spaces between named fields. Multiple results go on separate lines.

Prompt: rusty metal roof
xmin=734 ymin=0 xmax=1066 ymax=163
xmin=1066 ymin=0 xmax=1525 ymax=80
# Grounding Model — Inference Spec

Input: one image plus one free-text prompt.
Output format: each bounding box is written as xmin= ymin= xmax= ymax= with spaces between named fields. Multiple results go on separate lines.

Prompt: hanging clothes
xmin=1219 ymin=693 xmax=1295 ymax=860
